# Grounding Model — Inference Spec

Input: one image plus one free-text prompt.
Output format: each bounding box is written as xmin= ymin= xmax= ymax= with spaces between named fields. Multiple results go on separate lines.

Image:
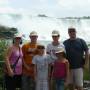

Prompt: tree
xmin=0 ymin=25 xmax=18 ymax=39
xmin=0 ymin=25 xmax=18 ymax=61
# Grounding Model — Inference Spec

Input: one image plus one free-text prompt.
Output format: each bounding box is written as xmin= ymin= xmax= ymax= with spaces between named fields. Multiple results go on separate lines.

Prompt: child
xmin=52 ymin=47 xmax=69 ymax=90
xmin=32 ymin=45 xmax=56 ymax=90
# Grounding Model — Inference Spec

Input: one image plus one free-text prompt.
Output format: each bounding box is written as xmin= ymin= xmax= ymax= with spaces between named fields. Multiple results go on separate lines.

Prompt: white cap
xmin=30 ymin=31 xmax=38 ymax=36
xmin=55 ymin=47 xmax=65 ymax=54
xmin=14 ymin=33 xmax=22 ymax=38
xmin=52 ymin=30 xmax=60 ymax=36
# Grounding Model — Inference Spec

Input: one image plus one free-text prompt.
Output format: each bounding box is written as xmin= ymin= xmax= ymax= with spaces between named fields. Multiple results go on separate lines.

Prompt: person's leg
xmin=42 ymin=80 xmax=49 ymax=90
xmin=68 ymin=69 xmax=75 ymax=90
xmin=30 ymin=77 xmax=35 ymax=90
xmin=55 ymin=79 xmax=65 ymax=90
xmin=50 ymin=78 xmax=56 ymax=90
xmin=5 ymin=75 xmax=15 ymax=90
xmin=74 ymin=68 xmax=83 ymax=90
xmin=22 ymin=75 xmax=31 ymax=90
xmin=49 ymin=65 xmax=55 ymax=90
xmin=14 ymin=75 xmax=22 ymax=90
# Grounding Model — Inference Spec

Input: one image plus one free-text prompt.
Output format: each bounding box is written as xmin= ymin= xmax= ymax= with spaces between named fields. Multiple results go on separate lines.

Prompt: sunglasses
xmin=15 ymin=37 xmax=21 ymax=39
xmin=69 ymin=30 xmax=76 ymax=33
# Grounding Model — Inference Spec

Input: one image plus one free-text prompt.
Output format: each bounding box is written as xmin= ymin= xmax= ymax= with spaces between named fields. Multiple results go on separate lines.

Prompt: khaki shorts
xmin=68 ymin=68 xmax=83 ymax=87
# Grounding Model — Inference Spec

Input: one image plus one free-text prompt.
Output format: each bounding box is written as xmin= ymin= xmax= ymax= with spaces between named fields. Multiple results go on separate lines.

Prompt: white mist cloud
xmin=57 ymin=0 xmax=90 ymax=9
xmin=0 ymin=0 xmax=9 ymax=7
xmin=0 ymin=0 xmax=90 ymax=17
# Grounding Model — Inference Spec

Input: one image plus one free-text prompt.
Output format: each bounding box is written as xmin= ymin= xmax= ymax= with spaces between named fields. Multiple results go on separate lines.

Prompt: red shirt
xmin=53 ymin=60 xmax=66 ymax=79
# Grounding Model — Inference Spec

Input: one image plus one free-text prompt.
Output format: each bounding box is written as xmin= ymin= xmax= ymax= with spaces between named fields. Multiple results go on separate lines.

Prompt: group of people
xmin=4 ymin=27 xmax=89 ymax=90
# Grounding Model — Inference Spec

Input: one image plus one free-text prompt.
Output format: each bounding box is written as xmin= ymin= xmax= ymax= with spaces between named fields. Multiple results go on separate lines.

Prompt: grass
xmin=83 ymin=68 xmax=90 ymax=80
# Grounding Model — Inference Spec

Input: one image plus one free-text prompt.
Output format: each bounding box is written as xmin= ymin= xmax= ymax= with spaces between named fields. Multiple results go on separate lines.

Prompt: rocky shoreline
xmin=84 ymin=80 xmax=90 ymax=90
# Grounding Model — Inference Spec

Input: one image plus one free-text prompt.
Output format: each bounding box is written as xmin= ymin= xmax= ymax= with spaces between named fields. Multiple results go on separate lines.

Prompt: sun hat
xmin=52 ymin=30 xmax=60 ymax=36
xmin=30 ymin=31 xmax=38 ymax=36
xmin=14 ymin=33 xmax=22 ymax=38
xmin=68 ymin=27 xmax=76 ymax=32
xmin=55 ymin=47 xmax=65 ymax=54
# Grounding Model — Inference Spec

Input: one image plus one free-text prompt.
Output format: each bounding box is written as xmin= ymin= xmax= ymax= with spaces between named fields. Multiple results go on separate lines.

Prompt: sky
xmin=0 ymin=0 xmax=90 ymax=17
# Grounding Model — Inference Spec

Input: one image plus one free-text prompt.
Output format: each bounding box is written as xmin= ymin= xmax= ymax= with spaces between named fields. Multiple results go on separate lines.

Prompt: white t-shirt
xmin=32 ymin=54 xmax=55 ymax=80
xmin=46 ymin=43 xmax=65 ymax=57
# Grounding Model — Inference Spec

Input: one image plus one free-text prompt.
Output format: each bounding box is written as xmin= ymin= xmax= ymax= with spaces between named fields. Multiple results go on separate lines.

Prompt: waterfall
xmin=0 ymin=13 xmax=90 ymax=43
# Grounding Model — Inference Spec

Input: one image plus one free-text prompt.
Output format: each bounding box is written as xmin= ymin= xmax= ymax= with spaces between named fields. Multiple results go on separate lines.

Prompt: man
xmin=63 ymin=27 xmax=89 ymax=90
xmin=46 ymin=30 xmax=65 ymax=90
xmin=22 ymin=31 xmax=38 ymax=90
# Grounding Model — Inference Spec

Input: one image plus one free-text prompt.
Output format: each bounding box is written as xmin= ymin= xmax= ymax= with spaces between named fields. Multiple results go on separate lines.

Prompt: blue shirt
xmin=63 ymin=38 xmax=88 ymax=69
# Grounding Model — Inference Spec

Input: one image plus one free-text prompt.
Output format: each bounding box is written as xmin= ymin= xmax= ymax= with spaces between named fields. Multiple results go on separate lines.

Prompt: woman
xmin=4 ymin=32 xmax=23 ymax=90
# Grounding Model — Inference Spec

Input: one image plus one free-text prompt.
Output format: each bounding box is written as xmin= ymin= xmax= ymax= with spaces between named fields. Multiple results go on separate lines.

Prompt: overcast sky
xmin=0 ymin=0 xmax=90 ymax=17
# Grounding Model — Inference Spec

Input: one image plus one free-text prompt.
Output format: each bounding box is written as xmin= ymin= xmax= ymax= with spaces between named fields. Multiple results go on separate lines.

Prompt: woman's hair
xmin=13 ymin=38 xmax=22 ymax=44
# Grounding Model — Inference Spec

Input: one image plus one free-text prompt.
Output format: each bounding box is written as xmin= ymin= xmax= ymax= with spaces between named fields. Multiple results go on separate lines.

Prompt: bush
xmin=0 ymin=40 xmax=8 ymax=61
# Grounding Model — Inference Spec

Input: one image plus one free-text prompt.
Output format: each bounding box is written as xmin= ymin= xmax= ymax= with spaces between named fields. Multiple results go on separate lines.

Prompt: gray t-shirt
xmin=46 ymin=43 xmax=65 ymax=56
xmin=32 ymin=54 xmax=55 ymax=80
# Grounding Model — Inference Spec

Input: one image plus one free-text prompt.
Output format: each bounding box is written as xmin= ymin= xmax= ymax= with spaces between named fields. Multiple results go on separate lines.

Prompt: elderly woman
xmin=4 ymin=31 xmax=23 ymax=90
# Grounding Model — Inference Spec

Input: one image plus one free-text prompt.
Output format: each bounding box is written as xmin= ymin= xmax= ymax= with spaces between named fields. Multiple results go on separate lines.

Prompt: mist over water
xmin=0 ymin=13 xmax=90 ymax=43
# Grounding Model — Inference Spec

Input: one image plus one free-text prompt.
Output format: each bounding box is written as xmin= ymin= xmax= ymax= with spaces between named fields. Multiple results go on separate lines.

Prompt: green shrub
xmin=0 ymin=40 xmax=9 ymax=61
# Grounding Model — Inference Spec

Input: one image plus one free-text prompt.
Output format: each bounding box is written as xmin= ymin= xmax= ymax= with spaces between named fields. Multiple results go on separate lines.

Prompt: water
xmin=0 ymin=13 xmax=90 ymax=43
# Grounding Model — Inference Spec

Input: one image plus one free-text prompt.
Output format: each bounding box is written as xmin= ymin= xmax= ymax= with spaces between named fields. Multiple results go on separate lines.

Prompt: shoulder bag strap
xmin=12 ymin=47 xmax=21 ymax=72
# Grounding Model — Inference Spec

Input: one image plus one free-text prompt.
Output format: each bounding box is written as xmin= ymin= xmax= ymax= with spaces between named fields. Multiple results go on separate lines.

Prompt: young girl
xmin=52 ymin=47 xmax=69 ymax=90
xmin=32 ymin=45 xmax=56 ymax=90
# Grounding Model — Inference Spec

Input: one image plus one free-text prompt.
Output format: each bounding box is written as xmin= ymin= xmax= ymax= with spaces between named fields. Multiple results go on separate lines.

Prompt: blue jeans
xmin=55 ymin=78 xmax=65 ymax=90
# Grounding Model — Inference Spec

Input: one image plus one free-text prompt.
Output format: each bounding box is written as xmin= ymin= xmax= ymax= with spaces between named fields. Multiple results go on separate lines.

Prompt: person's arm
xmin=22 ymin=45 xmax=31 ymax=71
xmin=80 ymin=39 xmax=89 ymax=69
xmin=84 ymin=50 xmax=89 ymax=69
xmin=65 ymin=60 xmax=69 ymax=86
xmin=32 ymin=56 xmax=37 ymax=80
xmin=5 ymin=46 xmax=14 ymax=76
xmin=22 ymin=58 xmax=31 ymax=71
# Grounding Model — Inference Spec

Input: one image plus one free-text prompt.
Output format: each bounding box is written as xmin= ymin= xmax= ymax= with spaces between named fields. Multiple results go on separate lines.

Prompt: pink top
xmin=9 ymin=46 xmax=23 ymax=75
xmin=53 ymin=60 xmax=66 ymax=79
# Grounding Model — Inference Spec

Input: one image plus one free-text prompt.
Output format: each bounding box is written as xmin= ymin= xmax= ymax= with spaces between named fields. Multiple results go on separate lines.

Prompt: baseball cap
xmin=55 ymin=47 xmax=65 ymax=54
xmin=30 ymin=31 xmax=38 ymax=36
xmin=52 ymin=30 xmax=60 ymax=36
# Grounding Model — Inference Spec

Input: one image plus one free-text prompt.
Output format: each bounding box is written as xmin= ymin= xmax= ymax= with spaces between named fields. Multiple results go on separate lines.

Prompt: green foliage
xmin=0 ymin=25 xmax=18 ymax=39
xmin=83 ymin=68 xmax=90 ymax=80
xmin=0 ymin=40 xmax=8 ymax=61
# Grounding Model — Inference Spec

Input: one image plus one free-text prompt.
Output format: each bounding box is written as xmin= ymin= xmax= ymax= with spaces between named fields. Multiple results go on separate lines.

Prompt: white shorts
xmin=69 ymin=68 xmax=83 ymax=87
